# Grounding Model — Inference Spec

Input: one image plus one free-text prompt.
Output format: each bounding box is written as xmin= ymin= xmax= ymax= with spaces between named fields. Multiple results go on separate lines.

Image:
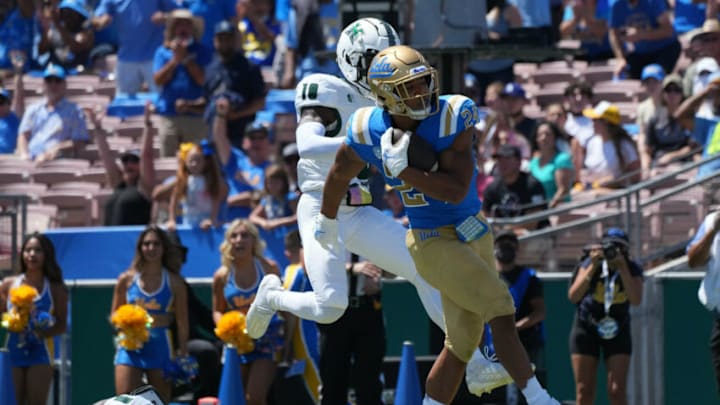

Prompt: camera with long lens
xmin=602 ymin=241 xmax=618 ymax=260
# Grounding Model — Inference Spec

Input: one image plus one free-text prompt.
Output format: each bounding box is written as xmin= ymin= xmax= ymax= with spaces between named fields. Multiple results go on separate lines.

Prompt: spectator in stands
xmin=281 ymin=142 xmax=300 ymax=194
xmin=0 ymin=57 xmax=25 ymax=154
xmin=88 ymin=102 xmax=155 ymax=226
xmin=37 ymin=0 xmax=95 ymax=71
xmin=543 ymin=104 xmax=572 ymax=152
xmin=568 ymin=228 xmax=643 ymax=405
xmin=636 ymin=64 xmax=666 ymax=134
xmin=112 ymin=226 xmax=189 ymax=403
xmin=237 ymin=0 xmax=281 ymax=69
xmin=16 ymin=64 xmax=90 ymax=162
xmin=486 ymin=0 xmax=523 ymax=41
xmin=638 ymin=74 xmax=696 ymax=173
xmin=279 ymin=230 xmax=321 ymax=404
xmin=152 ymin=9 xmax=212 ymax=157
xmin=0 ymin=232 xmax=69 ymax=405
xmin=92 ymin=0 xmax=177 ymax=95
xmin=683 ymin=21 xmax=720 ymax=97
xmin=249 ymin=164 xmax=297 ymax=232
xmin=529 ymin=121 xmax=574 ymax=208
xmin=166 ymin=142 xmax=227 ymax=231
xmin=483 ymin=144 xmax=549 ymax=232
xmin=211 ymin=219 xmax=283 ymax=405
xmin=178 ymin=0 xmax=236 ymax=50
xmin=204 ymin=20 xmax=266 ymax=148
xmin=213 ymin=98 xmax=272 ymax=221
xmin=508 ymin=0 xmax=553 ymax=46
xmin=483 ymin=229 xmax=547 ymax=404
xmin=581 ymin=101 xmax=641 ymax=189
xmin=500 ymin=82 xmax=538 ymax=148
xmin=608 ymin=0 xmax=680 ymax=80
xmin=560 ymin=0 xmax=613 ymax=62
xmin=563 ymin=81 xmax=595 ymax=177
xmin=687 ymin=208 xmax=720 ymax=398
xmin=689 ymin=56 xmax=720 ymax=98
xmin=483 ymin=110 xmax=533 ymax=164
xmin=678 ymin=71 xmax=720 ymax=177
xmin=0 ymin=2 xmax=34 ymax=76
xmin=278 ymin=0 xmax=326 ymax=89
xmin=673 ymin=0 xmax=714 ymax=38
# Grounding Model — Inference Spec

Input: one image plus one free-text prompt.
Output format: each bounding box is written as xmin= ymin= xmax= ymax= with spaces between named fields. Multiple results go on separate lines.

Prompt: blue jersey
xmin=126 ymin=270 xmax=174 ymax=316
xmin=223 ymin=261 xmax=283 ymax=364
xmin=345 ymin=95 xmax=481 ymax=229
xmin=224 ymin=260 xmax=264 ymax=313
xmin=4 ymin=275 xmax=55 ymax=367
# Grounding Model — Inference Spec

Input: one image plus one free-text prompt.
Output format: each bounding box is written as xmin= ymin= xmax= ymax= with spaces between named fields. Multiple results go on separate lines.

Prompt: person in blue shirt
xmin=213 ymin=98 xmax=272 ymax=221
xmin=315 ymin=45 xmax=560 ymax=405
xmin=178 ymin=0 xmax=236 ymax=49
xmin=92 ymin=0 xmax=177 ymax=95
xmin=203 ymin=20 xmax=266 ymax=148
xmin=0 ymin=3 xmax=35 ymax=76
xmin=0 ymin=62 xmax=24 ymax=154
xmin=16 ymin=64 xmax=90 ymax=162
xmin=560 ymin=0 xmax=613 ymax=62
xmin=152 ymin=9 xmax=212 ymax=157
xmin=608 ymin=0 xmax=681 ymax=80
xmin=237 ymin=0 xmax=281 ymax=68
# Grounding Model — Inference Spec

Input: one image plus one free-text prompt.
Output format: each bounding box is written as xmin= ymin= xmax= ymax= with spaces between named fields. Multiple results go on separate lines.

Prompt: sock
xmin=422 ymin=395 xmax=445 ymax=405
xmin=521 ymin=376 xmax=551 ymax=403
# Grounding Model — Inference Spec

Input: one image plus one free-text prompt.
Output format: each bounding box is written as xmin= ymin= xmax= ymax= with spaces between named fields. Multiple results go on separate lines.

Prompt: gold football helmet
xmin=367 ymin=45 xmax=439 ymax=120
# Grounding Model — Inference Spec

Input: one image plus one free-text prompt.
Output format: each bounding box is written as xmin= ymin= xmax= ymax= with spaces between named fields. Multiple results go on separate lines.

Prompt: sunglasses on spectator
xmin=663 ymin=86 xmax=682 ymax=94
xmin=44 ymin=77 xmax=63 ymax=84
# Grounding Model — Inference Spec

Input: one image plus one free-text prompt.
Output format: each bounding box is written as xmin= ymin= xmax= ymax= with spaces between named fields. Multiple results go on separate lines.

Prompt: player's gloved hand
xmin=380 ymin=127 xmax=410 ymax=177
xmin=314 ymin=213 xmax=338 ymax=250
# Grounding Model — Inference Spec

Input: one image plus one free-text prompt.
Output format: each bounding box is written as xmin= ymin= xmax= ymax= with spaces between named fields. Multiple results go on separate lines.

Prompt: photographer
xmin=567 ymin=228 xmax=643 ymax=405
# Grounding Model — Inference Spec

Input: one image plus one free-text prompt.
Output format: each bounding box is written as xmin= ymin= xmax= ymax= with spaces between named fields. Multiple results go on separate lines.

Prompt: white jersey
xmin=294 ymin=73 xmax=373 ymax=194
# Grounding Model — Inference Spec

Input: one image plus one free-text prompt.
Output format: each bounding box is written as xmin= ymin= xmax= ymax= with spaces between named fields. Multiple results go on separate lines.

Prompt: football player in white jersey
xmin=245 ymin=18 xmax=512 ymax=396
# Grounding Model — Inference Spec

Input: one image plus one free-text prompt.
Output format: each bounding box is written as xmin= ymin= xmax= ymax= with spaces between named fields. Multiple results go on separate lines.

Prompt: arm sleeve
xmin=687 ymin=214 xmax=711 ymax=252
xmin=152 ymin=46 xmax=169 ymax=73
xmin=609 ymin=2 xmax=622 ymax=29
xmin=296 ymin=121 xmax=344 ymax=157
xmin=18 ymin=105 xmax=33 ymax=134
xmin=556 ymin=152 xmax=574 ymax=170
xmin=94 ymin=0 xmax=112 ymax=17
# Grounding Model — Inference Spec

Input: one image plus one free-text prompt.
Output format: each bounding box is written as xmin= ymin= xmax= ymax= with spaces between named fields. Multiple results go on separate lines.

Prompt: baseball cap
xmin=492 ymin=144 xmax=522 ymax=159
xmin=500 ymin=82 xmax=526 ymax=99
xmin=494 ymin=229 xmax=519 ymax=245
xmin=43 ymin=64 xmax=66 ymax=80
xmin=120 ymin=149 xmax=141 ymax=163
xmin=583 ymin=100 xmax=621 ymax=126
xmin=662 ymin=74 xmax=682 ymax=89
xmin=602 ymin=227 xmax=630 ymax=247
xmin=282 ymin=142 xmax=298 ymax=158
xmin=691 ymin=19 xmax=720 ymax=43
xmin=245 ymin=121 xmax=271 ymax=138
xmin=58 ymin=0 xmax=90 ymax=20
xmin=214 ymin=20 xmax=235 ymax=35
xmin=640 ymin=64 xmax=665 ymax=82
xmin=697 ymin=57 xmax=719 ymax=75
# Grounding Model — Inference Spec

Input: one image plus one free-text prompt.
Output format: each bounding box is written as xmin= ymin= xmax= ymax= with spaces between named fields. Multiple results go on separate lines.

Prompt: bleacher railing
xmin=0 ymin=194 xmax=28 ymax=274
xmin=488 ymin=153 xmax=720 ymax=269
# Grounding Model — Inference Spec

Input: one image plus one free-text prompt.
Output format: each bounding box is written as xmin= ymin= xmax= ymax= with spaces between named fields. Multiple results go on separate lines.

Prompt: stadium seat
xmin=0 ymin=167 xmax=30 ymax=185
xmin=30 ymin=167 xmax=81 ymax=185
xmin=0 ymin=183 xmax=48 ymax=202
xmin=38 ymin=190 xmax=94 ymax=227
xmin=36 ymin=158 xmax=91 ymax=170
xmin=49 ymin=181 xmax=102 ymax=193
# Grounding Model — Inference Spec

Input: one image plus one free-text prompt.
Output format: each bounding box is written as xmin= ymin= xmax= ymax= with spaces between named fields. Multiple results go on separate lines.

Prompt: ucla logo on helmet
xmin=368 ymin=56 xmax=394 ymax=79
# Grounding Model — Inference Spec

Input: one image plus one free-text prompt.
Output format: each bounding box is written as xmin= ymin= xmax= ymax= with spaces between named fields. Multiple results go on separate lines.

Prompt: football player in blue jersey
xmin=316 ymin=45 xmax=560 ymax=405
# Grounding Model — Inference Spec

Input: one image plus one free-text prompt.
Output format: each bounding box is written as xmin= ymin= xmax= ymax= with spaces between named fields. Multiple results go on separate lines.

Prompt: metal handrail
xmin=487 ymin=152 xmax=720 ymax=267
xmin=489 ymin=152 xmax=720 ymax=227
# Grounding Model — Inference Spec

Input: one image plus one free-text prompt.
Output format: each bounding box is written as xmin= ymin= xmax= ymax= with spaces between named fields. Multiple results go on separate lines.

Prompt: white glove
xmin=380 ymin=127 xmax=410 ymax=177
xmin=313 ymin=213 xmax=338 ymax=250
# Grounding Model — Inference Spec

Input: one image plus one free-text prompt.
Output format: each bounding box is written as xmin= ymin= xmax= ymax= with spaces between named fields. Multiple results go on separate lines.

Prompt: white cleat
xmin=465 ymin=349 xmax=515 ymax=397
xmin=245 ymin=274 xmax=282 ymax=339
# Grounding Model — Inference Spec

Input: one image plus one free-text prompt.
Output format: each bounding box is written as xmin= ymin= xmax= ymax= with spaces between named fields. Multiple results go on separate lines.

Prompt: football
xmin=391 ymin=129 xmax=439 ymax=172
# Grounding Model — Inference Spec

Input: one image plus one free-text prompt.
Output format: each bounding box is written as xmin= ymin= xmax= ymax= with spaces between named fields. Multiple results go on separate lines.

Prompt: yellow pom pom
xmin=111 ymin=304 xmax=153 ymax=350
xmin=214 ymin=311 xmax=255 ymax=354
xmin=1 ymin=310 xmax=29 ymax=333
xmin=9 ymin=284 xmax=38 ymax=311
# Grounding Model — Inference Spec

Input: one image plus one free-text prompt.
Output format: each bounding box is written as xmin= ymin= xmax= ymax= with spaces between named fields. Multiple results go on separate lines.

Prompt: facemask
xmin=494 ymin=244 xmax=516 ymax=264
